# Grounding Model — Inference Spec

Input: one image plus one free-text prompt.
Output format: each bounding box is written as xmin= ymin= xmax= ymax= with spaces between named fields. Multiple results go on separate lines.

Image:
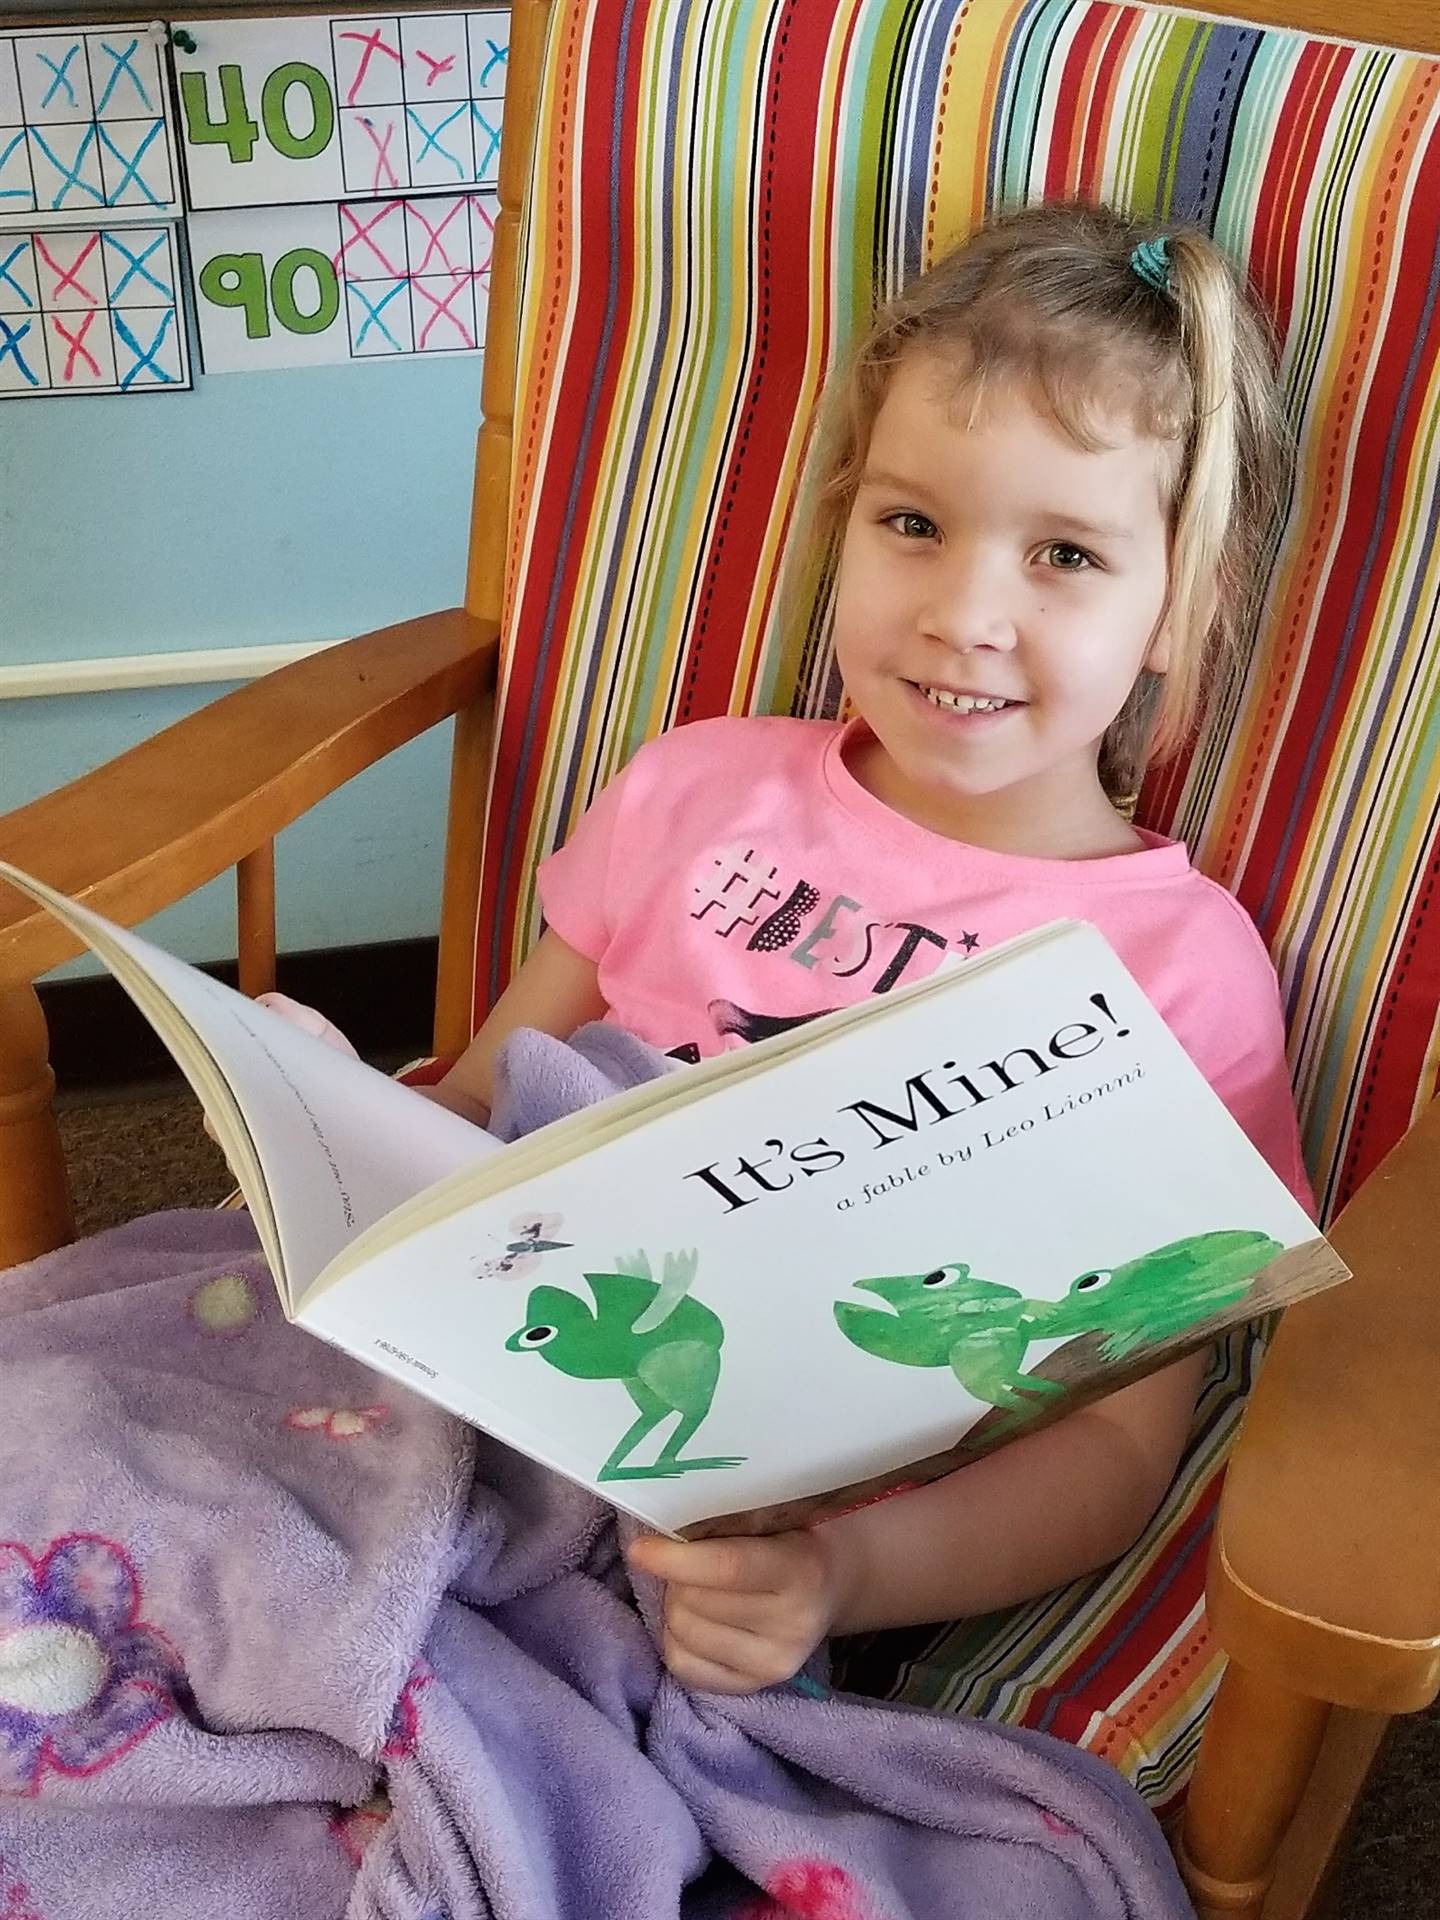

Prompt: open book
xmin=2 ymin=861 xmax=1346 ymax=1538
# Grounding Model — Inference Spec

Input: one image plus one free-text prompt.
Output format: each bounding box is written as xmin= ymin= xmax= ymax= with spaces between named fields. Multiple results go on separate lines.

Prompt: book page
xmin=0 ymin=864 xmax=497 ymax=1308
xmin=293 ymin=922 xmax=1341 ymax=1532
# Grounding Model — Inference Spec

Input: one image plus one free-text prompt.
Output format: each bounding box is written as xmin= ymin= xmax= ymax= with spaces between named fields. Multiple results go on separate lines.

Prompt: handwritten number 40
xmin=180 ymin=63 xmax=335 ymax=166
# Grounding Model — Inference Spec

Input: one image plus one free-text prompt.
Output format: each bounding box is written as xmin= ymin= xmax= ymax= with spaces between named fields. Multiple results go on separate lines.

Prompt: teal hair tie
xmin=1130 ymin=235 xmax=1171 ymax=294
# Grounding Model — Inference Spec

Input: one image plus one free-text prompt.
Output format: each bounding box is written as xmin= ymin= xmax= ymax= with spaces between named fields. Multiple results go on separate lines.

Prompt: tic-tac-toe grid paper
xmin=189 ymin=192 xmax=495 ymax=372
xmin=174 ymin=12 xmax=508 ymax=211
xmin=0 ymin=26 xmax=182 ymax=227
xmin=0 ymin=224 xmax=190 ymax=397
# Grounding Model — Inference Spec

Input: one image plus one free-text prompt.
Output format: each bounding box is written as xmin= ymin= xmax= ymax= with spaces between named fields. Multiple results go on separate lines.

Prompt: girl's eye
xmin=885 ymin=511 xmax=938 ymax=541
xmin=1040 ymin=541 xmax=1097 ymax=571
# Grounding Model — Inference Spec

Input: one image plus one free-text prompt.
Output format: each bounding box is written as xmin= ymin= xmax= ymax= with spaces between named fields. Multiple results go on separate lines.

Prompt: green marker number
xmin=199 ymin=249 xmax=340 ymax=341
xmin=261 ymin=63 xmax=335 ymax=161
xmin=271 ymin=249 xmax=339 ymax=334
xmin=180 ymin=60 xmax=335 ymax=169
xmin=179 ymin=65 xmax=260 ymax=167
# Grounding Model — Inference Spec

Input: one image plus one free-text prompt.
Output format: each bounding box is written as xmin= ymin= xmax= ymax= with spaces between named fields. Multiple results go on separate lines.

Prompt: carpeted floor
xmin=42 ymin=1082 xmax=1440 ymax=1917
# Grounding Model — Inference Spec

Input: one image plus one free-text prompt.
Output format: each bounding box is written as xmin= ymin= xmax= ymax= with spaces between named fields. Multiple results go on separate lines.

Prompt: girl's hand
xmin=203 ymin=993 xmax=360 ymax=1148
xmin=626 ymin=1528 xmax=854 ymax=1693
xmin=254 ymin=992 xmax=360 ymax=1058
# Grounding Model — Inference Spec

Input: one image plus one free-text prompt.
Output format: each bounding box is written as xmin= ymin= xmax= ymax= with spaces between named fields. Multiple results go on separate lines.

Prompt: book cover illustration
xmin=296 ymin=922 xmax=1340 ymax=1537
xmin=506 ymin=1249 xmax=745 ymax=1482
xmin=835 ymin=1228 xmax=1281 ymax=1420
xmin=497 ymin=1226 xmax=1295 ymax=1496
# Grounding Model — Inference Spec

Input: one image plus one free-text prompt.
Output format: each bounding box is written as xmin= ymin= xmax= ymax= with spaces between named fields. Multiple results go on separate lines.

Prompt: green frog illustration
xmin=834 ymin=1229 xmax=1283 ymax=1416
xmin=505 ymin=1250 xmax=744 ymax=1482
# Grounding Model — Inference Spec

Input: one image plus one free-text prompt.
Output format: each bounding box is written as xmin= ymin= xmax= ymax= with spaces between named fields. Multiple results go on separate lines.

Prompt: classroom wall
xmin=1 ymin=351 xmax=483 ymax=978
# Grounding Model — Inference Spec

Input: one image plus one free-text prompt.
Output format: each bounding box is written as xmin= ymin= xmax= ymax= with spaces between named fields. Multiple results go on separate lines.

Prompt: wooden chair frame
xmin=1 ymin=1 xmax=1437 ymax=1913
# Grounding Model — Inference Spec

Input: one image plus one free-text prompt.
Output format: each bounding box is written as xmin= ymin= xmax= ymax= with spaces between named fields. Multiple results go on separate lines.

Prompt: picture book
xmin=0 ymin=861 xmax=1347 ymax=1539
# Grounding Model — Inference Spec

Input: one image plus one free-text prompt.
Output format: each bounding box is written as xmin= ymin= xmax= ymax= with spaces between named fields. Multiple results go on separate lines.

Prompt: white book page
xmin=294 ymin=923 xmax=1324 ymax=1531
xmin=0 ymin=864 xmax=497 ymax=1306
xmin=128 ymin=961 xmax=502 ymax=1301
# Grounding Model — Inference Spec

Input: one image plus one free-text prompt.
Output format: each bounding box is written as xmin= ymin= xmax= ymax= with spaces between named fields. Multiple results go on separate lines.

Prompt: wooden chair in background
xmin=2 ymin=0 xmax=1438 ymax=1913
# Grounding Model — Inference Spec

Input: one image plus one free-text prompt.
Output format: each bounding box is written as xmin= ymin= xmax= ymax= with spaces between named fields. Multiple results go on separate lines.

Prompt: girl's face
xmin=831 ymin=349 xmax=1174 ymax=855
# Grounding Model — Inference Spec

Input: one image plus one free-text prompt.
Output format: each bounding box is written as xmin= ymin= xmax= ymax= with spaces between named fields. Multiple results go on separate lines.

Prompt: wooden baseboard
xmin=39 ymin=936 xmax=440 ymax=1090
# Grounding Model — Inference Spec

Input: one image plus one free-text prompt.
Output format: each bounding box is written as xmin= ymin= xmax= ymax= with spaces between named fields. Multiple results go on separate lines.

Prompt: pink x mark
xmin=333 ymin=200 xmax=405 ymax=279
xmin=413 ymin=275 xmax=476 ymax=349
xmin=358 ymin=114 xmax=399 ymax=191
xmin=407 ymin=197 xmax=466 ymax=275
xmin=54 ymin=308 xmax=101 ymax=380
xmin=338 ymin=27 xmax=402 ymax=104
xmin=34 ymin=232 xmax=100 ymax=305
xmin=468 ymin=197 xmax=496 ymax=279
xmin=414 ymin=47 xmax=457 ymax=87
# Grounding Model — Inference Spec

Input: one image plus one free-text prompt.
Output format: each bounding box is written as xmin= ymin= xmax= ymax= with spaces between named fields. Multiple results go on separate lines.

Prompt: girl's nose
xmin=918 ymin=551 xmax=1019 ymax=652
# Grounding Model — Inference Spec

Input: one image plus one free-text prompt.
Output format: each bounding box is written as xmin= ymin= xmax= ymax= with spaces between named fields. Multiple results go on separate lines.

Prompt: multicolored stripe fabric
xmin=480 ymin=0 xmax=1440 ymax=1806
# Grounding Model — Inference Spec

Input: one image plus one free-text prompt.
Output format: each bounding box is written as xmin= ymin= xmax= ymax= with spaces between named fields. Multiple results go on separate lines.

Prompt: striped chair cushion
xmin=479 ymin=0 xmax=1440 ymax=1806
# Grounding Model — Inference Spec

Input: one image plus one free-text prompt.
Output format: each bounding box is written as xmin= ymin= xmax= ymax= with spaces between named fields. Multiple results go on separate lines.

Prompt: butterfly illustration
xmin=476 ymin=1212 xmax=572 ymax=1280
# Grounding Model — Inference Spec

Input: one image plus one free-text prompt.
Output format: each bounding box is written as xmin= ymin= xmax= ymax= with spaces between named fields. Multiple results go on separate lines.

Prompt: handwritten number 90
xmin=199 ymin=250 xmax=340 ymax=340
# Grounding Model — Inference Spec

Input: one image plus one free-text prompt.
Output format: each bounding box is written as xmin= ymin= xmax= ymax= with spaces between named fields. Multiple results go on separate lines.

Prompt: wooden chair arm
xmin=0 ymin=609 xmax=497 ymax=988
xmin=1208 ymin=1096 xmax=1440 ymax=1713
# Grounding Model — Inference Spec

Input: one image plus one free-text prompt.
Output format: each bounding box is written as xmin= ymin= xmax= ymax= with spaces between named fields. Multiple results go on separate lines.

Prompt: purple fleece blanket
xmin=0 ymin=1027 xmax=1193 ymax=1920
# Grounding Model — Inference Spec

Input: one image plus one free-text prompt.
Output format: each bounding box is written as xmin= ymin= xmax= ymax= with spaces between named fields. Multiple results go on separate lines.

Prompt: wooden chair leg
xmin=1262 ymin=1708 xmax=1391 ymax=1920
xmin=0 ymin=983 xmax=74 ymax=1268
xmin=1177 ymin=1660 xmax=1331 ymax=1920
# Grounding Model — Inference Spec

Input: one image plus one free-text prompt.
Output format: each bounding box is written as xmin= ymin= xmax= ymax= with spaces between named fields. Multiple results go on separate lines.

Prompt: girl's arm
xmin=825 ymin=1348 xmax=1207 ymax=1629
xmin=425 ymin=930 xmax=609 ymax=1127
xmin=629 ymin=1349 xmax=1206 ymax=1693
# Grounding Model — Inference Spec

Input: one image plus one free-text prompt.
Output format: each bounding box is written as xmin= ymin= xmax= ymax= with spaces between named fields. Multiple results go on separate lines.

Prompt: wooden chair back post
xmin=0 ymin=986 xmax=75 ymax=1263
xmin=433 ymin=0 xmax=554 ymax=1057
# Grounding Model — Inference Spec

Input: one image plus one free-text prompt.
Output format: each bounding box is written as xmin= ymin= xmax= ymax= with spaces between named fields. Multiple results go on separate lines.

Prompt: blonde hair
xmin=789 ymin=202 xmax=1291 ymax=799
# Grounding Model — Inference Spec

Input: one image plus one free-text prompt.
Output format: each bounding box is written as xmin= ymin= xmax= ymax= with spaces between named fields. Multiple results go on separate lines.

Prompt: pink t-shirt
xmin=539 ymin=715 xmax=1312 ymax=1208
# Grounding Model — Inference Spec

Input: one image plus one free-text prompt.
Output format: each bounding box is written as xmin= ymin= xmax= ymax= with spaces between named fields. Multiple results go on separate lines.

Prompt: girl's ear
xmin=1144 ymin=613 xmax=1172 ymax=676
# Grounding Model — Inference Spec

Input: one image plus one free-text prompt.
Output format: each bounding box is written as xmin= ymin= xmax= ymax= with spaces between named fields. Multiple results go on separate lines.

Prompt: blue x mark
xmin=98 ymin=119 xmax=164 ymax=205
xmin=0 ymin=130 xmax=30 ymax=203
xmin=407 ymin=103 xmax=468 ymax=177
xmin=105 ymin=231 xmax=169 ymax=301
xmin=114 ymin=307 xmax=175 ymax=388
xmin=30 ymin=125 xmax=103 ymax=210
xmin=477 ymin=37 xmax=508 ymax=88
xmin=37 ymin=44 xmax=81 ymax=110
xmin=472 ymin=104 xmax=501 ymax=178
xmin=95 ymin=39 xmax=153 ymax=115
xmin=350 ymin=278 xmax=407 ymax=351
xmin=0 ymin=315 xmax=39 ymax=387
xmin=0 ymin=242 xmax=32 ymax=308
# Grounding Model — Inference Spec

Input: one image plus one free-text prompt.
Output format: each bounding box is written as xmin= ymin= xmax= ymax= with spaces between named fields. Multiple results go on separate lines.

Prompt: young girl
xmin=276 ymin=202 xmax=1310 ymax=1699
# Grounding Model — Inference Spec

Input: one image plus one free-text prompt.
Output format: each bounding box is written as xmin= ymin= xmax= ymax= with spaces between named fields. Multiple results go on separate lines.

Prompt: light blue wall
xmin=1 ymin=354 xmax=483 ymax=979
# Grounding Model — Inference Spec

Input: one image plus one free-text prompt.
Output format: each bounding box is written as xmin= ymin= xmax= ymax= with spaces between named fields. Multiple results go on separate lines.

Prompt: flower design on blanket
xmin=329 ymin=1792 xmax=392 ymax=1866
xmin=381 ymin=1660 xmax=433 ymax=1759
xmin=735 ymin=1860 xmax=875 ymax=1920
xmin=0 ymin=1534 xmax=181 ymax=1797
xmin=188 ymin=1270 xmax=261 ymax=1336
xmin=0 ymin=1849 xmax=44 ymax=1920
xmin=283 ymin=1405 xmax=389 ymax=1440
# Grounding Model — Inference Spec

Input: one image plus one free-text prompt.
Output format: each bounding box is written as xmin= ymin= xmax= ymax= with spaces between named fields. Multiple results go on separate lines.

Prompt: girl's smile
xmin=831 ymin=349 xmax=1174 ymax=857
xmin=907 ymin=682 xmax=1026 ymax=722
